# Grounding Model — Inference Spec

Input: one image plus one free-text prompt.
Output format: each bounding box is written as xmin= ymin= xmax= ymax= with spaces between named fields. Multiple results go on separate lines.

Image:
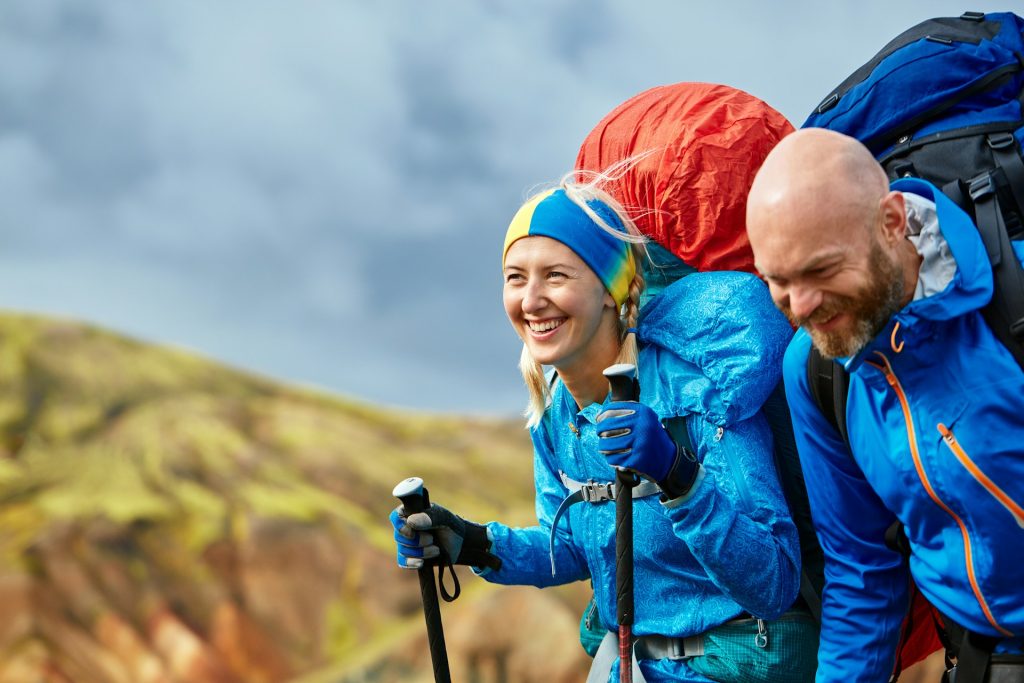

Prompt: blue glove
xmin=391 ymin=503 xmax=501 ymax=571
xmin=597 ymin=401 xmax=700 ymax=499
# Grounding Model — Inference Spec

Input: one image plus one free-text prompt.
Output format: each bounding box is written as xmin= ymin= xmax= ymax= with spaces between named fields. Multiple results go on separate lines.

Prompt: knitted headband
xmin=502 ymin=188 xmax=636 ymax=307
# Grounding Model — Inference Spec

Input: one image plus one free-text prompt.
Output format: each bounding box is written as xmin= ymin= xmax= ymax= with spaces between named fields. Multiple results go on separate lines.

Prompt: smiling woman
xmin=391 ymin=83 xmax=823 ymax=683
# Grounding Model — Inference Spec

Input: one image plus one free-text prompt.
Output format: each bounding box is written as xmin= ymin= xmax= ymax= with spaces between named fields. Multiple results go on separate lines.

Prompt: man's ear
xmin=878 ymin=191 xmax=907 ymax=246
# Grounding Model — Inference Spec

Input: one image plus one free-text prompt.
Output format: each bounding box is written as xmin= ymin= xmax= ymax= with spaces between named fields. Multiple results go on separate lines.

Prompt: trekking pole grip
xmin=605 ymin=363 xmax=640 ymax=403
xmin=393 ymin=477 xmax=452 ymax=683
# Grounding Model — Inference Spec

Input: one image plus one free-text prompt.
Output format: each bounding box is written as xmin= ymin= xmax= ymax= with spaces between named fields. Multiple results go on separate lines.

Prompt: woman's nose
xmin=521 ymin=281 xmax=547 ymax=313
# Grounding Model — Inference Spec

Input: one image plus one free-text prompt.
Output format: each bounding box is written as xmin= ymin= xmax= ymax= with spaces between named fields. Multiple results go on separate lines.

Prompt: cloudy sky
xmin=0 ymin=1 xmax=999 ymax=415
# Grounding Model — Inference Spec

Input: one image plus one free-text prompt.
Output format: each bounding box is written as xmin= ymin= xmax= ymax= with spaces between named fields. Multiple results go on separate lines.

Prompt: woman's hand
xmin=391 ymin=502 xmax=502 ymax=571
xmin=597 ymin=402 xmax=699 ymax=499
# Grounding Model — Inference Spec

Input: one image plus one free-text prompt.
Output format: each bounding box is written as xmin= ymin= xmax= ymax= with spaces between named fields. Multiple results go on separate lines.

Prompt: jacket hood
xmin=637 ymin=271 xmax=792 ymax=425
xmin=845 ymin=178 xmax=993 ymax=372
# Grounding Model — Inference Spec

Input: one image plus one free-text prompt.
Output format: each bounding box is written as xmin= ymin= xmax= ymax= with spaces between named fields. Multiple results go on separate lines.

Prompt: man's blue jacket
xmin=783 ymin=178 xmax=1024 ymax=682
xmin=480 ymin=271 xmax=801 ymax=683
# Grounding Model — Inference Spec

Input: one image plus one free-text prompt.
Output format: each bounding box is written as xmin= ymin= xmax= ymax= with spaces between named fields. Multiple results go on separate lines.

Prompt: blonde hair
xmin=516 ymin=168 xmax=649 ymax=428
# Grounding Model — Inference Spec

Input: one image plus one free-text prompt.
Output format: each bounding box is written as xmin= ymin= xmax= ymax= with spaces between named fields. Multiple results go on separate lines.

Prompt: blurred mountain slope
xmin=0 ymin=312 xmax=590 ymax=683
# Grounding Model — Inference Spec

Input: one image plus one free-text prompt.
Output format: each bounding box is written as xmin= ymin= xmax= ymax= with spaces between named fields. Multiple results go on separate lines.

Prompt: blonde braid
xmin=614 ymin=260 xmax=645 ymax=368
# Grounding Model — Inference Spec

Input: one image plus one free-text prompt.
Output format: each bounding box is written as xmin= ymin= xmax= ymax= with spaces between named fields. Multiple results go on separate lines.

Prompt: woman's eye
xmin=504 ymin=272 xmax=524 ymax=283
xmin=547 ymin=270 xmax=567 ymax=279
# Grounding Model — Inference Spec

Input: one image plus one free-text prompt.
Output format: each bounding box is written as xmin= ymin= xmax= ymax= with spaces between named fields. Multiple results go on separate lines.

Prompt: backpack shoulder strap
xmin=663 ymin=414 xmax=694 ymax=454
xmin=761 ymin=382 xmax=825 ymax=623
xmin=805 ymin=346 xmax=851 ymax=447
xmin=982 ymin=136 xmax=1024 ymax=353
xmin=947 ymin=164 xmax=1024 ymax=372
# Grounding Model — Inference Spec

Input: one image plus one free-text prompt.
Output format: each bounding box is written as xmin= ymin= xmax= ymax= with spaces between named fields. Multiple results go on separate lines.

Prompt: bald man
xmin=747 ymin=129 xmax=1024 ymax=682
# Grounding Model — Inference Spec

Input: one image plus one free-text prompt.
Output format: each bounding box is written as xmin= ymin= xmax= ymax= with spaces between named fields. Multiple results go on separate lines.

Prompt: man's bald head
xmin=747 ymin=128 xmax=890 ymax=250
xmin=745 ymin=128 xmax=919 ymax=359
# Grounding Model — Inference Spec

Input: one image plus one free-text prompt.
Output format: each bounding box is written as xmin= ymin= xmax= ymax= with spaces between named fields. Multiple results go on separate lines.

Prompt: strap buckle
xmin=580 ymin=481 xmax=616 ymax=503
xmin=674 ymin=637 xmax=705 ymax=659
xmin=816 ymin=93 xmax=839 ymax=114
xmin=988 ymin=132 xmax=1017 ymax=151
xmin=1011 ymin=318 xmax=1024 ymax=343
xmin=969 ymin=173 xmax=997 ymax=202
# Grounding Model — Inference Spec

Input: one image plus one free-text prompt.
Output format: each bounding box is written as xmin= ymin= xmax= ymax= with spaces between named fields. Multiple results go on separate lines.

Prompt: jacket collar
xmin=843 ymin=178 xmax=992 ymax=372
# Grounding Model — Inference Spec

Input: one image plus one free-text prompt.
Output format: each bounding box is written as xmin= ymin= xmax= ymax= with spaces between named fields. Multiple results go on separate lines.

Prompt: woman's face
xmin=502 ymin=236 xmax=618 ymax=373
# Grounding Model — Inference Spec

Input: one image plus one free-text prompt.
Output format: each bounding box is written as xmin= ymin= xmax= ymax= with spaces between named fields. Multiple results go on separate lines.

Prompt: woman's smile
xmin=526 ymin=317 xmax=566 ymax=337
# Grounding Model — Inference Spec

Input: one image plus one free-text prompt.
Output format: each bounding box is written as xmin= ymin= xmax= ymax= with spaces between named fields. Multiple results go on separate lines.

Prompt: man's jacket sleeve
xmin=783 ymin=333 xmax=910 ymax=682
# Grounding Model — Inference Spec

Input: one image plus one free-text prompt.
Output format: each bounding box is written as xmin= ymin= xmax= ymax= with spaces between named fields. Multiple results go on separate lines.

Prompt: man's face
xmin=779 ymin=238 xmax=905 ymax=358
xmin=750 ymin=199 xmax=907 ymax=360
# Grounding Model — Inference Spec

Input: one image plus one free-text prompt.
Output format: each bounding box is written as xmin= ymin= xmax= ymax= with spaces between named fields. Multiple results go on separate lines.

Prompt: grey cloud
xmin=0 ymin=0 xmax=1004 ymax=414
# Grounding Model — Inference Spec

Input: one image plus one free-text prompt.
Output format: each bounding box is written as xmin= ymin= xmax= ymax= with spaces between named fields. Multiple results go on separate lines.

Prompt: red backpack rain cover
xmin=575 ymin=82 xmax=793 ymax=273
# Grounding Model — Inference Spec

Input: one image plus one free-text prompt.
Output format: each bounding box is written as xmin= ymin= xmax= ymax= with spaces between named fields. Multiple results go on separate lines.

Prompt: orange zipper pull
xmin=937 ymin=423 xmax=953 ymax=442
xmin=890 ymin=322 xmax=905 ymax=354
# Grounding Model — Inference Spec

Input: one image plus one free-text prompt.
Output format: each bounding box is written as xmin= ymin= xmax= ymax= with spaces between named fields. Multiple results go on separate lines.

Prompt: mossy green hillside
xmin=0 ymin=312 xmax=545 ymax=681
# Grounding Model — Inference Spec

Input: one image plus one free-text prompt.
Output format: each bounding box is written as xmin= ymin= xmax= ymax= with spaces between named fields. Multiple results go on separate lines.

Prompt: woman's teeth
xmin=529 ymin=319 xmax=563 ymax=333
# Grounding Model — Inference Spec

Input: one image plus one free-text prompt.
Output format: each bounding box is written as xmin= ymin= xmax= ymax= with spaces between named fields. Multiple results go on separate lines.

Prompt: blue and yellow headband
xmin=502 ymin=188 xmax=636 ymax=307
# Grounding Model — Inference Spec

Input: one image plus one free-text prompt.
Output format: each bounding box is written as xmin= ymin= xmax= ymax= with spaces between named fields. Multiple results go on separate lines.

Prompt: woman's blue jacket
xmin=481 ymin=271 xmax=801 ymax=682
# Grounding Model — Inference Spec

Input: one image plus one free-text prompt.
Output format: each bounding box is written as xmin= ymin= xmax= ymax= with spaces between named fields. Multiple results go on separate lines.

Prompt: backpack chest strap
xmin=548 ymin=472 xmax=661 ymax=576
xmin=558 ymin=471 xmax=662 ymax=502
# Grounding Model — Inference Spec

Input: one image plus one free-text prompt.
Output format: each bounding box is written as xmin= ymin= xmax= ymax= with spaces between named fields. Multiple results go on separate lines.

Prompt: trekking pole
xmin=393 ymin=477 xmax=452 ymax=683
xmin=604 ymin=363 xmax=640 ymax=683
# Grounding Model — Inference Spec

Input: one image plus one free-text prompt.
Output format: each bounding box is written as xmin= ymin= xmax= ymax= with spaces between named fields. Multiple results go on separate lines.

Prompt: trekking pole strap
xmin=435 ymin=550 xmax=461 ymax=603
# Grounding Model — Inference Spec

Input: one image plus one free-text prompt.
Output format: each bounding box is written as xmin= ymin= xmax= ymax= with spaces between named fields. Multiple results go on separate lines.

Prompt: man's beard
xmin=785 ymin=243 xmax=906 ymax=359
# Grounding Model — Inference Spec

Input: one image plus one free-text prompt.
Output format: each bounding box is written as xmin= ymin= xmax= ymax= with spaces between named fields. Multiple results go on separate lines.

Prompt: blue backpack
xmin=805 ymin=10 xmax=1024 ymax=377
xmin=802 ymin=12 xmax=1024 ymax=682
